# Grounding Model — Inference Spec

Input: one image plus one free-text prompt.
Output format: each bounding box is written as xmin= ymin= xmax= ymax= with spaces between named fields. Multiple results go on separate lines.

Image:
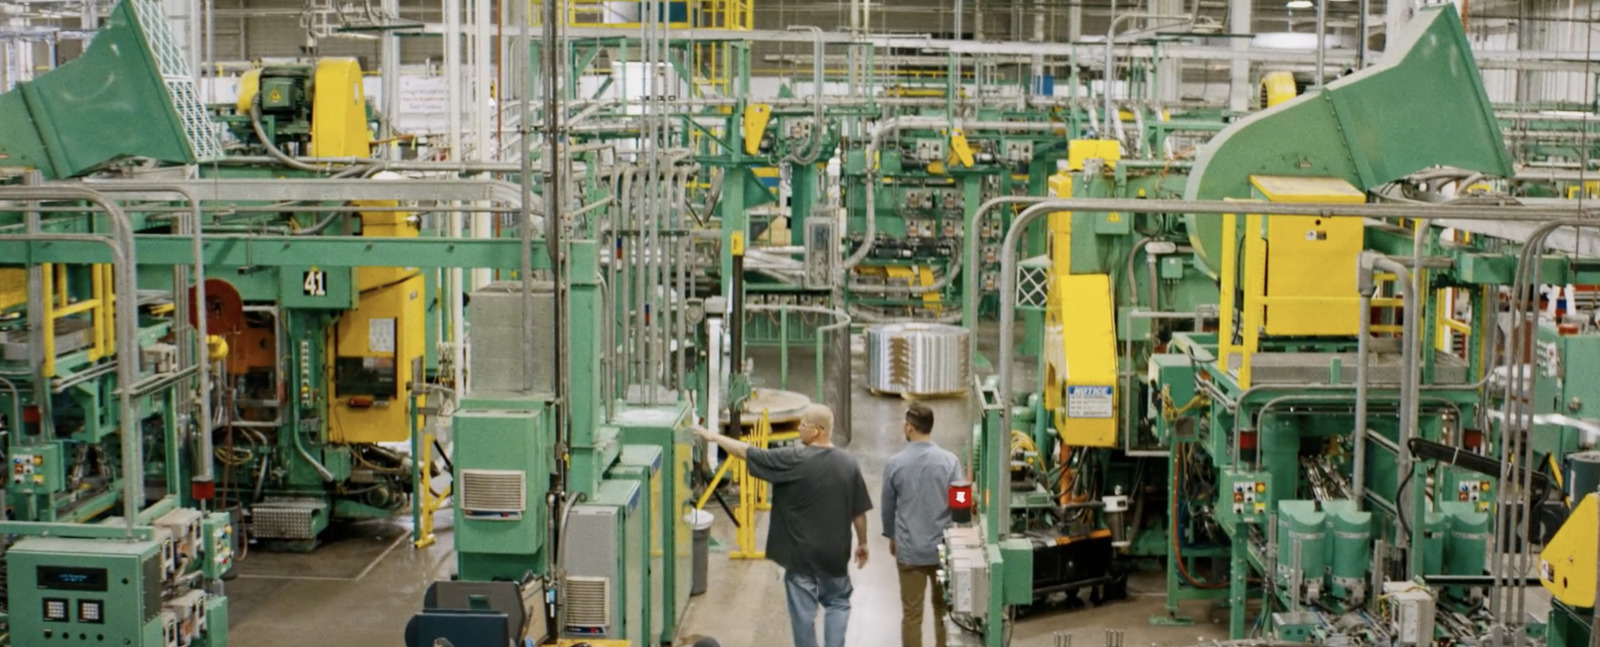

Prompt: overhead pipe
xmin=1351 ymin=252 xmax=1379 ymax=510
xmin=88 ymin=184 xmax=214 ymax=489
xmin=1102 ymin=13 xmax=1197 ymax=135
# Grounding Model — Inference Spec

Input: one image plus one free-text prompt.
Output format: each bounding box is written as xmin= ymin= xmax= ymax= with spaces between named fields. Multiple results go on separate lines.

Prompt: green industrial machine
xmin=8 ymin=524 xmax=232 ymax=647
xmin=452 ymin=400 xmax=554 ymax=581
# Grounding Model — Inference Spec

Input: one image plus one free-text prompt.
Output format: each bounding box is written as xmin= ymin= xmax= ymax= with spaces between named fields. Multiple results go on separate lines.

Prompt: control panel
xmin=8 ymin=530 xmax=229 ymax=647
xmin=10 ymin=442 xmax=62 ymax=492
xmin=1443 ymin=468 xmax=1494 ymax=514
xmin=1219 ymin=470 xmax=1272 ymax=525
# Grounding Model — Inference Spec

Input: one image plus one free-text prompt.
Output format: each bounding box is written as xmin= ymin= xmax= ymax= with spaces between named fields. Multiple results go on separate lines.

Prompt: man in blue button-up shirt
xmin=882 ymin=402 xmax=962 ymax=647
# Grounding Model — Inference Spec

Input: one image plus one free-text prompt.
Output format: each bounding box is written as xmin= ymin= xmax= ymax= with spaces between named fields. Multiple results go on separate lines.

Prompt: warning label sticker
xmin=1066 ymin=386 xmax=1114 ymax=419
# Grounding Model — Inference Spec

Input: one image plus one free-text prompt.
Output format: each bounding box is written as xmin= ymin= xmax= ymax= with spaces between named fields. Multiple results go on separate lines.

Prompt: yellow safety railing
xmin=1436 ymin=288 xmax=1473 ymax=353
xmin=40 ymin=263 xmax=115 ymax=377
xmin=1216 ymin=213 xmax=1263 ymax=387
xmin=411 ymin=387 xmax=456 ymax=548
xmin=691 ymin=412 xmax=801 ymax=560
xmin=549 ymin=0 xmax=752 ymax=30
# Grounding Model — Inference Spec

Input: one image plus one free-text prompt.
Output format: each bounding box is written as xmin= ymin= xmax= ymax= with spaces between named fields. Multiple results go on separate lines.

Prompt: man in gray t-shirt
xmin=695 ymin=404 xmax=872 ymax=647
xmin=882 ymin=402 xmax=961 ymax=647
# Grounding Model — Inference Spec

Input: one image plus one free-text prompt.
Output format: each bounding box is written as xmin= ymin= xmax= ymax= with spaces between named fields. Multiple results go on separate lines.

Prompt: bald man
xmin=694 ymin=405 xmax=872 ymax=647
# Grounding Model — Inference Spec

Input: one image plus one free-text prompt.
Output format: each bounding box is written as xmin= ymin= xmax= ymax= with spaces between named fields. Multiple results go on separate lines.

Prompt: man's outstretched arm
xmin=692 ymin=425 xmax=750 ymax=460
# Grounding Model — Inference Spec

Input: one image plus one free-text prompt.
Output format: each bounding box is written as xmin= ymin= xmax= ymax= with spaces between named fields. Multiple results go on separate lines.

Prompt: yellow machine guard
xmin=310 ymin=59 xmax=372 ymax=158
xmin=1542 ymin=493 xmax=1598 ymax=608
xmin=1041 ymin=206 xmax=1118 ymax=448
xmin=1068 ymin=139 xmax=1121 ymax=171
xmin=330 ymin=274 xmax=425 ymax=443
xmin=1249 ymin=175 xmax=1366 ymax=337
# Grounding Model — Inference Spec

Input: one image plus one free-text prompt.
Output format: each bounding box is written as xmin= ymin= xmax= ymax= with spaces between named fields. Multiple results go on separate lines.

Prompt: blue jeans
xmin=784 ymin=570 xmax=852 ymax=647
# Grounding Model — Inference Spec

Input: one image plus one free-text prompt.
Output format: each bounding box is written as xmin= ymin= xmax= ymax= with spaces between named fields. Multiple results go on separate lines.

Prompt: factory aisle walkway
xmin=224 ymin=330 xmax=1232 ymax=647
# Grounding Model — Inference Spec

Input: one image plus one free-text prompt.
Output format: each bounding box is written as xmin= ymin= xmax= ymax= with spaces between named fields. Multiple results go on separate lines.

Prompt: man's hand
xmin=888 ymin=538 xmax=897 ymax=558
xmin=855 ymin=544 xmax=870 ymax=569
xmin=693 ymin=425 xmax=751 ymax=460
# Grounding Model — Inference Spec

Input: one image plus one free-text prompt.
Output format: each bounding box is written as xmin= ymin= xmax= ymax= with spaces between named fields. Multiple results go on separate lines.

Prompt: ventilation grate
xmin=563 ymin=576 xmax=611 ymax=630
xmin=127 ymin=0 xmax=224 ymax=162
xmin=460 ymin=469 xmax=526 ymax=515
xmin=251 ymin=500 xmax=324 ymax=540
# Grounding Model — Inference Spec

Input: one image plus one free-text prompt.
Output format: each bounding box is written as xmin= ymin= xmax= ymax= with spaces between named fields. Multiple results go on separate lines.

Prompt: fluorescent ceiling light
xmin=1286 ymin=0 xmax=1313 ymax=8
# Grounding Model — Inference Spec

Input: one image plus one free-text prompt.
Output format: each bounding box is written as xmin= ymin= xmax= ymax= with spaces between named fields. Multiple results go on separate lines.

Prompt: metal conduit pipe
xmin=964 ymin=195 xmax=1050 ymax=362
xmin=1360 ymin=252 xmax=1417 ymax=544
xmin=1351 ymin=254 xmax=1378 ymax=510
xmin=790 ymin=26 xmax=826 ymax=126
xmin=1102 ymin=13 xmax=1196 ymax=135
xmin=89 ymin=185 xmax=214 ymax=486
xmin=849 ymin=307 xmax=965 ymax=325
xmin=674 ymin=165 xmax=696 ymax=392
xmin=78 ymin=179 xmax=544 ymax=216
xmin=996 ymin=197 xmax=1595 ymax=534
xmin=250 ymin=95 xmax=354 ymax=174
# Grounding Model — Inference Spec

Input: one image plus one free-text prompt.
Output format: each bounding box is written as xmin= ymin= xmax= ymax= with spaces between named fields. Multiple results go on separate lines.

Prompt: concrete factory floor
xmin=223 ymin=331 xmax=1237 ymax=646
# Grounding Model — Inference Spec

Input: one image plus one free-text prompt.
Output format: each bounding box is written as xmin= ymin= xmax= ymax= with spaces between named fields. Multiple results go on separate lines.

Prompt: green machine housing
xmin=560 ymin=479 xmax=645 ymax=644
xmin=607 ymin=445 xmax=664 ymax=645
xmin=614 ymin=402 xmax=695 ymax=645
xmin=7 ymin=537 xmax=227 ymax=647
xmin=452 ymin=396 xmax=555 ymax=581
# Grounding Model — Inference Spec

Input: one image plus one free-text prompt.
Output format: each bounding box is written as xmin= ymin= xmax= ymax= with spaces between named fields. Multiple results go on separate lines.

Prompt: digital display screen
xmin=37 ymin=566 xmax=108 ymax=592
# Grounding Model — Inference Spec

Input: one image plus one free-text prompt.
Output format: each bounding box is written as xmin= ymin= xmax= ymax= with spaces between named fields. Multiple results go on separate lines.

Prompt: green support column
xmin=1157 ymin=441 xmax=1195 ymax=625
xmin=790 ymin=161 xmax=818 ymax=246
xmin=719 ymin=168 xmax=748 ymax=295
xmin=960 ymin=173 xmax=984 ymax=343
xmin=1229 ymin=522 xmax=1249 ymax=638
xmin=566 ymin=241 xmax=613 ymax=496
xmin=986 ymin=545 xmax=1006 ymax=647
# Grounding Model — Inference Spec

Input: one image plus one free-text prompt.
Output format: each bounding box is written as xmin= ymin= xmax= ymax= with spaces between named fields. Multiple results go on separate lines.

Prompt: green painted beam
xmin=1455 ymin=253 xmax=1600 ymax=285
xmin=0 ymin=235 xmax=551 ymax=270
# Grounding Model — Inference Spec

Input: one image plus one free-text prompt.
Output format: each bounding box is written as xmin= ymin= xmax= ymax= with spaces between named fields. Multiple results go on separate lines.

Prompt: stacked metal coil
xmin=864 ymin=323 xmax=971 ymax=397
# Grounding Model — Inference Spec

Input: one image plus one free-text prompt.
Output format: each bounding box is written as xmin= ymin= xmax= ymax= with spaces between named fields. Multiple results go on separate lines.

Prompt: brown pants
xmin=898 ymin=563 xmax=948 ymax=647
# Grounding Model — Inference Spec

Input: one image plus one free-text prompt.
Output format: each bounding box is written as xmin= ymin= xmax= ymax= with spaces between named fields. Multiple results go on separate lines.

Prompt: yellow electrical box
xmin=330 ymin=274 xmax=425 ymax=443
xmin=310 ymin=58 xmax=372 ymax=158
xmin=1541 ymin=493 xmax=1598 ymax=608
xmin=1250 ymin=175 xmax=1366 ymax=337
xmin=1068 ymin=139 xmax=1120 ymax=171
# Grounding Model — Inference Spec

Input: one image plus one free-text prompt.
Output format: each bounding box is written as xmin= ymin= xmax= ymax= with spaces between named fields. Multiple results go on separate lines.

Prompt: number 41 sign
xmin=302 ymin=269 xmax=327 ymax=296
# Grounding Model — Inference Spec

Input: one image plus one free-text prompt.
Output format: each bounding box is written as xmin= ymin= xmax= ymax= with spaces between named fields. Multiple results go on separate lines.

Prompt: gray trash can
xmin=687 ymin=509 xmax=714 ymax=595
